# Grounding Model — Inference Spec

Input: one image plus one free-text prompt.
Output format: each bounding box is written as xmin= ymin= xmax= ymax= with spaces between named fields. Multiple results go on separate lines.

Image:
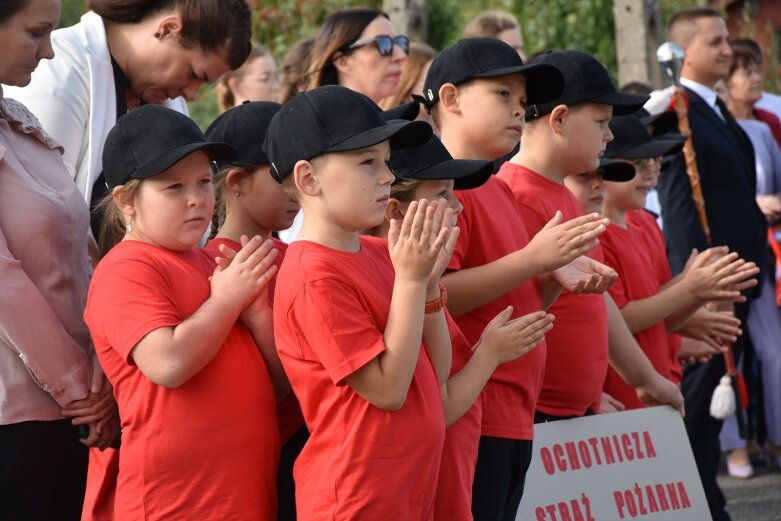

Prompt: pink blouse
xmin=0 ymin=93 xmax=93 ymax=424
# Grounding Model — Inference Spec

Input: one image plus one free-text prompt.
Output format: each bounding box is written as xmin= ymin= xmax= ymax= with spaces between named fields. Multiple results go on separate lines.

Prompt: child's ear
xmin=549 ymin=105 xmax=569 ymax=135
xmin=225 ymin=168 xmax=249 ymax=195
xmin=438 ymin=83 xmax=460 ymax=115
xmin=294 ymin=160 xmax=319 ymax=197
xmin=385 ymin=197 xmax=406 ymax=222
xmin=112 ymin=185 xmax=135 ymax=220
xmin=226 ymin=76 xmax=243 ymax=99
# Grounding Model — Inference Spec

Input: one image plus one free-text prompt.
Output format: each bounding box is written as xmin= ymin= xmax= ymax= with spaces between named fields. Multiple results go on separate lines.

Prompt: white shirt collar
xmin=681 ymin=78 xmax=723 ymax=120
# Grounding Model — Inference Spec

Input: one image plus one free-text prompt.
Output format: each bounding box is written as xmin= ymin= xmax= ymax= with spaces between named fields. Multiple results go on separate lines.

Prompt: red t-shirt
xmin=627 ymin=210 xmax=683 ymax=384
xmin=600 ymin=222 xmax=673 ymax=409
xmin=435 ymin=311 xmax=482 ymax=521
xmin=84 ymin=241 xmax=280 ymax=520
xmin=497 ymin=163 xmax=608 ymax=417
xmin=205 ymin=237 xmax=305 ymax=444
xmin=274 ymin=236 xmax=445 ymax=520
xmin=447 ymin=175 xmax=547 ymax=440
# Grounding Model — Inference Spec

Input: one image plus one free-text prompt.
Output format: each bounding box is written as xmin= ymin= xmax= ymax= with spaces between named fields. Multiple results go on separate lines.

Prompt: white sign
xmin=517 ymin=407 xmax=710 ymax=521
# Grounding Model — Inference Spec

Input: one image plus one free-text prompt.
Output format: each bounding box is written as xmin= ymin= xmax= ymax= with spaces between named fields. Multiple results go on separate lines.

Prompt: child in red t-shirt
xmin=497 ymin=50 xmax=684 ymax=424
xmin=371 ymin=133 xmax=554 ymax=521
xmin=84 ymin=105 xmax=283 ymax=520
xmin=204 ymin=101 xmax=307 ymax=520
xmin=598 ymin=114 xmax=758 ymax=409
xmin=264 ymin=85 xmax=453 ymax=520
xmin=419 ymin=38 xmax=616 ymax=521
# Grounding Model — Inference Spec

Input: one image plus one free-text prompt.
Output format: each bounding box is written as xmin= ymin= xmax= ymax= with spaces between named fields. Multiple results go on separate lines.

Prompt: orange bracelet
xmin=424 ymin=284 xmax=447 ymax=314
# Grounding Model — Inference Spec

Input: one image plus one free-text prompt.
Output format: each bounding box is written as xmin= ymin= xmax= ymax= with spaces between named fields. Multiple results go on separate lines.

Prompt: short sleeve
xmin=296 ymin=278 xmax=386 ymax=385
xmin=86 ymin=257 xmax=183 ymax=363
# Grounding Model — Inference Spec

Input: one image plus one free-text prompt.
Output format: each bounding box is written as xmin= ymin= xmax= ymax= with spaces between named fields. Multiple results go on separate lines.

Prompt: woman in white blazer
xmin=5 ymin=0 xmax=252 ymax=253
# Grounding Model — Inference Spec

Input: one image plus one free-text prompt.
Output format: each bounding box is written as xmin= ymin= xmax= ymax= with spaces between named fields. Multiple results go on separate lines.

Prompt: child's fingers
xmin=541 ymin=210 xmax=564 ymax=230
xmin=250 ymin=248 xmax=280 ymax=279
xmin=232 ymin=235 xmax=263 ymax=263
xmin=253 ymin=264 xmax=279 ymax=291
xmin=398 ymin=200 xmax=419 ymax=240
xmin=428 ymin=199 xmax=448 ymax=237
xmin=486 ymin=306 xmax=514 ymax=330
xmin=241 ymin=239 xmax=277 ymax=270
xmin=387 ymin=218 xmax=401 ymax=251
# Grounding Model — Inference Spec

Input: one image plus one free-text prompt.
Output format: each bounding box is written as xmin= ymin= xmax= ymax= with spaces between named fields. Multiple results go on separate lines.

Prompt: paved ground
xmin=719 ymin=459 xmax=781 ymax=520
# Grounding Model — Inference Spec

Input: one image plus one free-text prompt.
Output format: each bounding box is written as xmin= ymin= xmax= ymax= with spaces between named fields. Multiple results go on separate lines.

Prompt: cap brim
xmin=640 ymin=111 xmax=679 ymax=136
xmin=615 ymin=135 xmax=685 ymax=159
xmin=132 ymin=141 xmax=237 ymax=181
xmin=598 ymin=158 xmax=635 ymax=182
xmin=591 ymin=91 xmax=650 ymax=115
xmin=403 ymin=158 xmax=493 ymax=190
xmin=474 ymin=62 xmax=565 ymax=105
xmin=382 ymin=101 xmax=420 ymax=121
xmin=329 ymin=119 xmax=432 ymax=153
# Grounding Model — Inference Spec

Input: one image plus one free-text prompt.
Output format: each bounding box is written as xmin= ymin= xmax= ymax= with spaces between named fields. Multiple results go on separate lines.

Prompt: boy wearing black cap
xmin=598 ymin=114 xmax=756 ymax=411
xmin=263 ymin=85 xmax=453 ymax=520
xmin=496 ymin=50 xmax=684 ymax=425
xmin=420 ymin=38 xmax=615 ymax=521
xmin=85 ymin=105 xmax=283 ymax=519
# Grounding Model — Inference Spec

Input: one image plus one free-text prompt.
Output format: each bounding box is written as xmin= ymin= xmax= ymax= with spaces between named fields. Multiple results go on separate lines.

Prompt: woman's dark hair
xmin=729 ymin=41 xmax=761 ymax=78
xmin=307 ymin=8 xmax=386 ymax=89
xmin=0 ymin=0 xmax=29 ymax=25
xmin=88 ymin=0 xmax=252 ymax=68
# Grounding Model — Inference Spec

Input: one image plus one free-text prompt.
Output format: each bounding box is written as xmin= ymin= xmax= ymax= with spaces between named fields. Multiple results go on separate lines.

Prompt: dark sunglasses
xmin=343 ymin=35 xmax=410 ymax=57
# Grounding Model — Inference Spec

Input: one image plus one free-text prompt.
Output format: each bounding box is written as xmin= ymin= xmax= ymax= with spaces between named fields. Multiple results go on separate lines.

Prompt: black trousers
xmin=471 ymin=436 xmax=533 ymax=521
xmin=276 ymin=426 xmax=309 ymax=521
xmin=0 ymin=419 xmax=88 ymax=521
xmin=682 ymin=300 xmax=750 ymax=521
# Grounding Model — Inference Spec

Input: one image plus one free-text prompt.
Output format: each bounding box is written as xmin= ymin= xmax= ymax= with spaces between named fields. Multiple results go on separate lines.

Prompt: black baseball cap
xmin=598 ymin=157 xmax=635 ymax=182
xmin=417 ymin=37 xmax=565 ymax=110
xmin=383 ymin=100 xmax=421 ymax=121
xmin=635 ymin=108 xmax=680 ymax=137
xmin=525 ymin=50 xmax=649 ymax=121
xmin=388 ymin=134 xmax=493 ymax=190
xmin=205 ymin=101 xmax=281 ymax=168
xmin=263 ymin=85 xmax=432 ymax=181
xmin=606 ymin=115 xmax=685 ymax=160
xmin=103 ymin=105 xmax=236 ymax=189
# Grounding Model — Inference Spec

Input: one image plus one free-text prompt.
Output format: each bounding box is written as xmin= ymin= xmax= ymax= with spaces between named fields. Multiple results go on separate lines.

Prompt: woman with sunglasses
xmin=307 ymin=7 xmax=409 ymax=104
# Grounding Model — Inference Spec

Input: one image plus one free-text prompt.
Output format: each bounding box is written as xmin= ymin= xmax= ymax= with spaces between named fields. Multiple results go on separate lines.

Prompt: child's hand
xmin=210 ymin=236 xmax=279 ymax=314
xmin=598 ymin=392 xmax=626 ymax=414
xmin=388 ymin=199 xmax=454 ymax=283
xmin=551 ymin=255 xmax=618 ymax=294
xmin=677 ymin=337 xmax=724 ymax=365
xmin=681 ymin=248 xmax=759 ymax=302
xmin=474 ymin=307 xmax=554 ymax=365
xmin=678 ymin=305 xmax=742 ymax=349
xmin=525 ymin=212 xmax=608 ymax=272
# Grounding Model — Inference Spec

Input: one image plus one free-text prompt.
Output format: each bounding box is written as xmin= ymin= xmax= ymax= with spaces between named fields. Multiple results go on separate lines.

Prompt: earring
xmin=126 ymin=217 xmax=134 ymax=233
xmin=234 ymin=189 xmax=241 ymax=198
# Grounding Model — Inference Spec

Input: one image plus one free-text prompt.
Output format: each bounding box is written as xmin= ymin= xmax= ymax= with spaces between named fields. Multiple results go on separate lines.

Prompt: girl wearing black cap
xmin=204 ymin=101 xmax=304 ymax=521
xmin=0 ymin=1 xmax=116 ymax=518
xmin=86 ymin=105 xmax=282 ymax=519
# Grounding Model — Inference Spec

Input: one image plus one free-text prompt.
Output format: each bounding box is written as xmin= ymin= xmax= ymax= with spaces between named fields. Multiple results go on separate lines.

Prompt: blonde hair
xmin=95 ymin=179 xmax=143 ymax=258
xmin=209 ymin=164 xmax=240 ymax=239
xmin=390 ymin=177 xmax=423 ymax=202
xmin=214 ymin=45 xmax=273 ymax=112
xmin=380 ymin=42 xmax=437 ymax=109
xmin=462 ymin=10 xmax=519 ymax=39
